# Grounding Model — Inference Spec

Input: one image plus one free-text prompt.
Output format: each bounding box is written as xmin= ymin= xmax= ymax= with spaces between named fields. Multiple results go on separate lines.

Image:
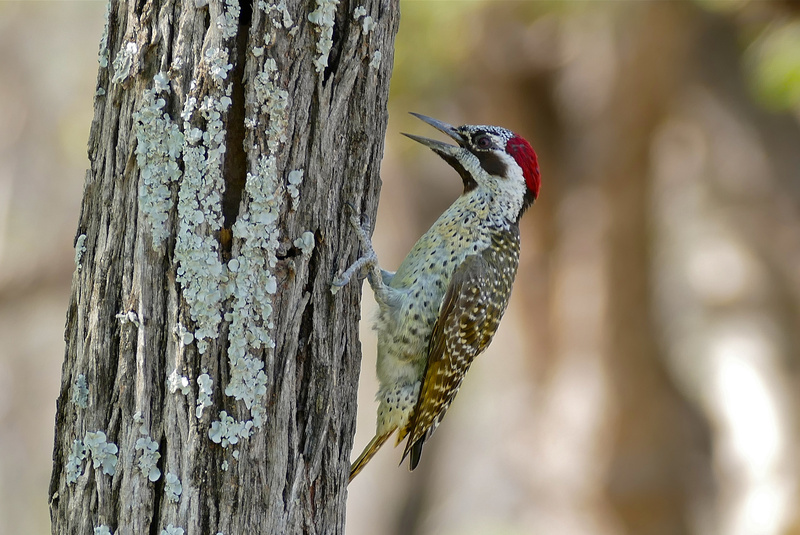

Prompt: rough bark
xmin=49 ymin=1 xmax=399 ymax=534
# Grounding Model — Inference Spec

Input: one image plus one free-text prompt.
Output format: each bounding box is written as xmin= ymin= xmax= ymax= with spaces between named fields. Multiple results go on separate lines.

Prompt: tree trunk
xmin=48 ymin=1 xmax=398 ymax=534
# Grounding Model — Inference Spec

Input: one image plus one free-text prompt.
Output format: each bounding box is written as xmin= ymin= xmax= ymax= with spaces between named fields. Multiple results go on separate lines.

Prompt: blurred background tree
xmin=1 ymin=1 xmax=800 ymax=534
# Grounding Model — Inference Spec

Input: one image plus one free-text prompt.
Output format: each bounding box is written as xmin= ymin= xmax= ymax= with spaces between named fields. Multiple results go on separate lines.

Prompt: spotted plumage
xmin=333 ymin=113 xmax=541 ymax=481
xmin=401 ymin=227 xmax=520 ymax=467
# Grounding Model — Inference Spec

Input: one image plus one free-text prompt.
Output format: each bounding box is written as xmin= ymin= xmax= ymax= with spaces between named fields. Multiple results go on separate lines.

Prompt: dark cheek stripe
xmin=475 ymin=151 xmax=508 ymax=178
xmin=439 ymin=153 xmax=478 ymax=193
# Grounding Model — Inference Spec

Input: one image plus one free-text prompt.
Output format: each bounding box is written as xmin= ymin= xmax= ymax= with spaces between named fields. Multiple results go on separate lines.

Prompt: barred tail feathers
xmin=349 ymin=431 xmax=393 ymax=482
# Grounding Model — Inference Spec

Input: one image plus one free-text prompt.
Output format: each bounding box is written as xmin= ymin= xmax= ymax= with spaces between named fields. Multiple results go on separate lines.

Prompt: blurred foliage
xmin=693 ymin=0 xmax=800 ymax=111
xmin=393 ymin=0 xmax=800 ymax=115
xmin=391 ymin=0 xmax=602 ymax=106
xmin=390 ymin=1 xmax=482 ymax=101
xmin=746 ymin=20 xmax=800 ymax=111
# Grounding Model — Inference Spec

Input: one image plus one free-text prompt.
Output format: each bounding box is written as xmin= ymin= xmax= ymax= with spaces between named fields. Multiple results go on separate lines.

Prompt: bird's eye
xmin=475 ymin=135 xmax=493 ymax=149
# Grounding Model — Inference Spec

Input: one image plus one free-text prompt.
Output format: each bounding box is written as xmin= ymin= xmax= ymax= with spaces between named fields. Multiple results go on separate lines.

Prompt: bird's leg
xmin=331 ymin=209 xmax=386 ymax=296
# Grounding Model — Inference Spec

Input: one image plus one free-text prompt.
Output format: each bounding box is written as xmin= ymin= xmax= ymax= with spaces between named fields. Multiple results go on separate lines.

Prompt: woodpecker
xmin=333 ymin=113 xmax=541 ymax=481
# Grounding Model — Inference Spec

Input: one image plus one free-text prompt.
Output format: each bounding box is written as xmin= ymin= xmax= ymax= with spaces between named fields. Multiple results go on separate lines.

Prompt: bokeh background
xmin=2 ymin=1 xmax=800 ymax=534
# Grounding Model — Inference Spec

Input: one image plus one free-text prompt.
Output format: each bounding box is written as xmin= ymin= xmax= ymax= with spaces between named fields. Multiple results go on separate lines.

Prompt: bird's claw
xmin=332 ymin=203 xmax=381 ymax=295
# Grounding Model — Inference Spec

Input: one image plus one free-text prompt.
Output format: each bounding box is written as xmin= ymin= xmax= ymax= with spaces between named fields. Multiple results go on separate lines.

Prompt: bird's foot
xmin=331 ymin=204 xmax=380 ymax=295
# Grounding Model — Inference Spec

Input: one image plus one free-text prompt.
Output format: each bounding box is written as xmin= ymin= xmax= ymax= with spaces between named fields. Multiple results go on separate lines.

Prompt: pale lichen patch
xmin=208 ymin=411 xmax=254 ymax=446
xmin=133 ymin=82 xmax=184 ymax=248
xmin=161 ymin=525 xmax=184 ymax=535
xmin=66 ymin=439 xmax=86 ymax=484
xmin=165 ymin=473 xmax=182 ymax=503
xmin=252 ymin=59 xmax=289 ymax=150
xmin=196 ymin=373 xmax=213 ymax=418
xmin=308 ymin=0 xmax=340 ymax=72
xmin=174 ymin=94 xmax=230 ymax=353
xmin=361 ymin=15 xmax=375 ymax=35
xmin=135 ymin=435 xmax=161 ymax=482
xmin=216 ymin=0 xmax=241 ymax=39
xmin=205 ymin=47 xmax=234 ymax=83
xmin=287 ymin=169 xmax=304 ymax=210
xmin=72 ymin=374 xmax=89 ymax=409
xmin=167 ymin=369 xmax=191 ymax=395
xmin=74 ymin=234 xmax=87 ymax=271
xmin=115 ymin=310 xmax=141 ymax=327
xmin=94 ymin=526 xmax=113 ymax=535
xmin=225 ymin=155 xmax=279 ymax=429
xmin=175 ymin=323 xmax=195 ymax=346
xmin=369 ymin=50 xmax=382 ymax=70
xmin=133 ymin=411 xmax=147 ymax=434
xmin=111 ymin=42 xmax=138 ymax=84
xmin=369 ymin=50 xmax=383 ymax=69
xmin=153 ymin=71 xmax=170 ymax=92
xmin=215 ymin=48 xmax=294 ymax=432
xmin=97 ymin=2 xmax=111 ymax=68
xmin=294 ymin=231 xmax=315 ymax=256
xmin=84 ymin=431 xmax=119 ymax=477
xmin=259 ymin=0 xmax=294 ymax=30
xmin=201 ymin=0 xmax=304 ymax=448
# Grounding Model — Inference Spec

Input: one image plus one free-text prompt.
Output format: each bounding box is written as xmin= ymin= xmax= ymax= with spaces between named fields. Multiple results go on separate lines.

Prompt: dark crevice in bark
xmin=48 ymin=393 xmax=65 ymax=507
xmin=276 ymin=249 xmax=299 ymax=260
xmin=221 ymin=10 xmax=252 ymax=241
xmin=322 ymin=7 xmax=345 ymax=84
xmin=147 ymin=503 xmax=160 ymax=535
xmin=134 ymin=0 xmax=148 ymax=17
xmin=241 ymin=0 xmax=253 ymax=25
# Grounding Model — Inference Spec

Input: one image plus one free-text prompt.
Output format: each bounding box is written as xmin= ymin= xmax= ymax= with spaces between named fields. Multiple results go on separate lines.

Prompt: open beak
xmin=401 ymin=113 xmax=464 ymax=157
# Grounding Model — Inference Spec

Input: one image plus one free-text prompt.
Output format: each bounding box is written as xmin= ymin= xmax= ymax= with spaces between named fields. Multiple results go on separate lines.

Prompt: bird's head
xmin=403 ymin=113 xmax=541 ymax=219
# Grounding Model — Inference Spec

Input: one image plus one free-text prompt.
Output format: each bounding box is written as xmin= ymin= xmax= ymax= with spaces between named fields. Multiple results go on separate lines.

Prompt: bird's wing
xmin=400 ymin=244 xmax=515 ymax=468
